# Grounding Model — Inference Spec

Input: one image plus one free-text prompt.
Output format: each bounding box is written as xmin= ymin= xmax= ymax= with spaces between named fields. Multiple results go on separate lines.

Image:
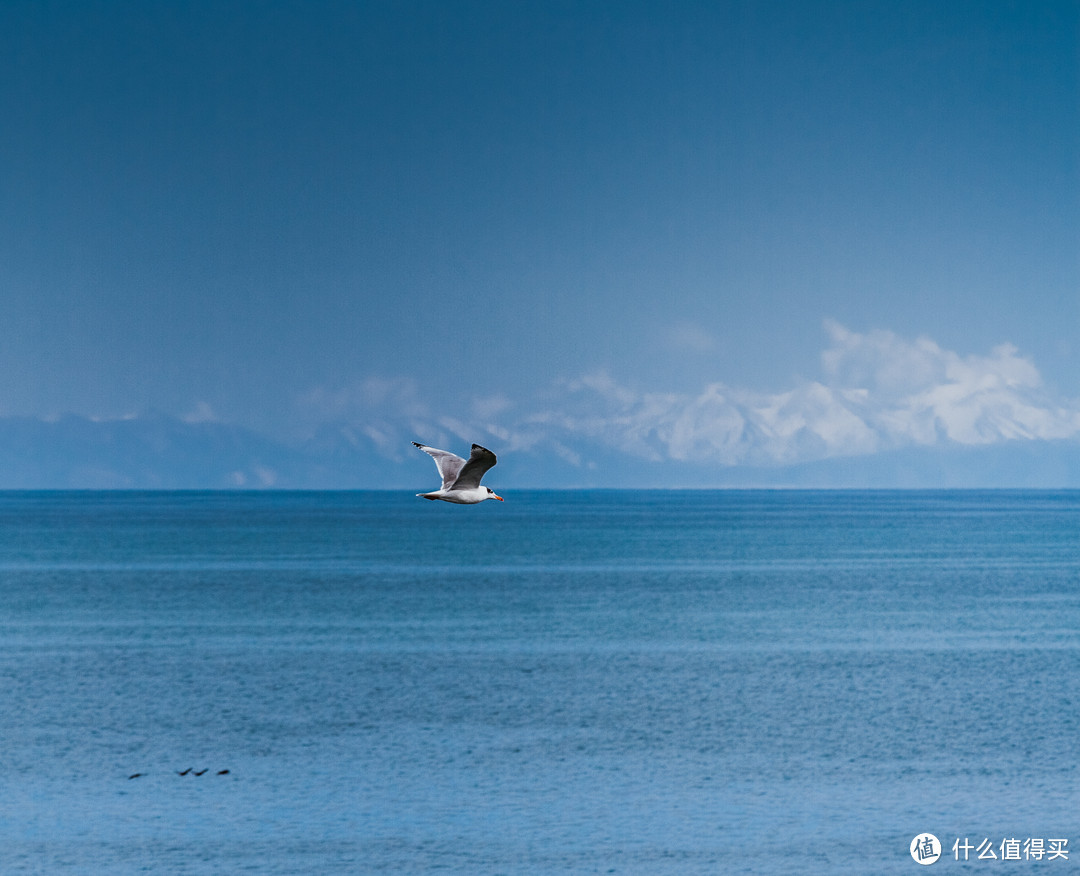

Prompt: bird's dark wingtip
xmin=412 ymin=441 xmax=424 ymax=448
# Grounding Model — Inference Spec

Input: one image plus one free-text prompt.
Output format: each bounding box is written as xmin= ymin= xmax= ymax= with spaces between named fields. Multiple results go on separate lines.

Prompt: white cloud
xmin=183 ymin=401 xmax=217 ymax=424
xmin=662 ymin=321 xmax=719 ymax=354
xmin=292 ymin=376 xmax=436 ymax=454
xmin=297 ymin=376 xmax=429 ymax=422
xmin=293 ymin=324 xmax=1080 ymax=472
xmin=520 ymin=323 xmax=1080 ymax=467
xmin=823 ymin=323 xmax=1080 ymax=447
xmin=295 ymin=376 xmax=514 ymax=460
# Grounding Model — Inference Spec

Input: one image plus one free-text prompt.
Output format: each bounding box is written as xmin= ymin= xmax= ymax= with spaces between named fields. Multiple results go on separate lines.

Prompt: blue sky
xmin=1 ymin=1 xmax=1077 ymax=486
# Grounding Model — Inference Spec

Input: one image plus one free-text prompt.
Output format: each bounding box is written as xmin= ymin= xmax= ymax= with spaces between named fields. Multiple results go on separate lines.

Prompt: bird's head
xmin=485 ymin=487 xmax=504 ymax=502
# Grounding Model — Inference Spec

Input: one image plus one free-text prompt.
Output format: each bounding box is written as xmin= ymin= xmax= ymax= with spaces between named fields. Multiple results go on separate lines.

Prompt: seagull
xmin=413 ymin=442 xmax=503 ymax=504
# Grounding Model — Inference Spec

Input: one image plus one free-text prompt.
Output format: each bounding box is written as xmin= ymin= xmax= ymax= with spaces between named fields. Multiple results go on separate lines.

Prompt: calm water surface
xmin=1 ymin=490 xmax=1079 ymax=873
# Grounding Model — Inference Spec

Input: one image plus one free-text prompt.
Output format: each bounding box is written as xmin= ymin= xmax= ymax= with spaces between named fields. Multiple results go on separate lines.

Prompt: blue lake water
xmin=1 ymin=490 xmax=1079 ymax=873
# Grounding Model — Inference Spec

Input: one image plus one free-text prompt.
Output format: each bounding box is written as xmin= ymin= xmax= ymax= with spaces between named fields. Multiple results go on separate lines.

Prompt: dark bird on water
xmin=128 ymin=773 xmax=144 ymax=780
xmin=177 ymin=767 xmax=193 ymax=776
xmin=193 ymin=768 xmax=209 ymax=776
xmin=217 ymin=769 xmax=230 ymax=775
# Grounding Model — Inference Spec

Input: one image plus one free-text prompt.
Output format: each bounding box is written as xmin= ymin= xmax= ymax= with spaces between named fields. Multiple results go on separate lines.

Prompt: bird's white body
xmin=417 ymin=486 xmax=495 ymax=504
xmin=413 ymin=442 xmax=503 ymax=504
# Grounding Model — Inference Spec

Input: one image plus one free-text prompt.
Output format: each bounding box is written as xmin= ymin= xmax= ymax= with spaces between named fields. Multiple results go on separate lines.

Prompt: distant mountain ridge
xmin=0 ymin=413 xmax=306 ymax=489
xmin=0 ymin=412 xmax=1077 ymax=490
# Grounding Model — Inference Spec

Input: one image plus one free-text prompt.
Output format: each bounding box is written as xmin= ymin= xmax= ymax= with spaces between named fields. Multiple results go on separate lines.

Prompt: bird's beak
xmin=494 ymin=493 xmax=504 ymax=501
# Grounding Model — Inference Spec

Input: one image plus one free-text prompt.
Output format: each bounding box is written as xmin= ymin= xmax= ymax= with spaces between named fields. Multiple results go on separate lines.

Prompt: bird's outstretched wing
xmin=412 ymin=442 xmax=466 ymax=490
xmin=449 ymin=444 xmax=497 ymax=491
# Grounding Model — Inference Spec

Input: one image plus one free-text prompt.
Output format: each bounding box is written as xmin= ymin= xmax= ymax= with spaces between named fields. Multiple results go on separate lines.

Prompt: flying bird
xmin=413 ymin=442 xmax=503 ymax=504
